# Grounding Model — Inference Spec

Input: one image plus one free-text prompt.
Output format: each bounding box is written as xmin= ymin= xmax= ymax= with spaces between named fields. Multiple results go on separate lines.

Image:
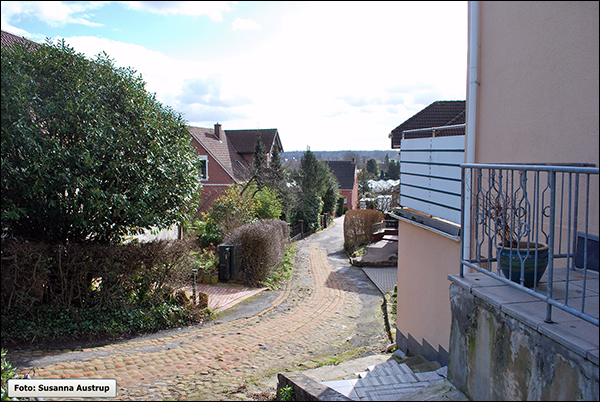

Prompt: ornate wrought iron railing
xmin=460 ymin=163 xmax=599 ymax=326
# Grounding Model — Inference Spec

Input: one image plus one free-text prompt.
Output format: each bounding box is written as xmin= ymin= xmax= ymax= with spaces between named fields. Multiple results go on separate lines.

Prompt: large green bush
xmin=198 ymin=186 xmax=258 ymax=247
xmin=1 ymin=39 xmax=202 ymax=244
xmin=254 ymin=186 xmax=283 ymax=220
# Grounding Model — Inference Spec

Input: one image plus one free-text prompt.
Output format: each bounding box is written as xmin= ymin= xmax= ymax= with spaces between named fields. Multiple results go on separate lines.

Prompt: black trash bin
xmin=218 ymin=244 xmax=242 ymax=281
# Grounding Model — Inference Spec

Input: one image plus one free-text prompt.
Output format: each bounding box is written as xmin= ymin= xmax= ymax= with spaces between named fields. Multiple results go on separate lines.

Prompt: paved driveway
xmin=7 ymin=216 xmax=389 ymax=400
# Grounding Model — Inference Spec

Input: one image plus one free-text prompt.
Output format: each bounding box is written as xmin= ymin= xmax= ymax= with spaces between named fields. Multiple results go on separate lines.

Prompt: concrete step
xmin=319 ymin=355 xmax=450 ymax=401
xmin=277 ymin=354 xmax=469 ymax=401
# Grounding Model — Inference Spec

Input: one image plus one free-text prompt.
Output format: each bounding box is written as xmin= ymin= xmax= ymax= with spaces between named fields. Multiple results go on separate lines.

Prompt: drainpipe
xmin=463 ymin=1 xmax=479 ymax=271
xmin=466 ymin=1 xmax=479 ymax=165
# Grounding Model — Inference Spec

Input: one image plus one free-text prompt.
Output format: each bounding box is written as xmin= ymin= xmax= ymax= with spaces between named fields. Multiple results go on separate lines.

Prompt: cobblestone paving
xmin=7 ymin=232 xmax=389 ymax=401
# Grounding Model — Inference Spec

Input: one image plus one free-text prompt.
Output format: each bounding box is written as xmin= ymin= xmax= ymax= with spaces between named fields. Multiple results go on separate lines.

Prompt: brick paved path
xmin=8 ymin=227 xmax=388 ymax=400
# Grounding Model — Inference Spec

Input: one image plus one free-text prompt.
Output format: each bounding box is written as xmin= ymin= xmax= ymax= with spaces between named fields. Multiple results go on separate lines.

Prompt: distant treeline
xmin=281 ymin=150 xmax=398 ymax=165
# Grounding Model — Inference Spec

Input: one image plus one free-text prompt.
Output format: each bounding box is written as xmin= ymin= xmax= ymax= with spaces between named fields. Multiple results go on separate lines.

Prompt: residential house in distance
xmin=325 ymin=160 xmax=359 ymax=211
xmin=226 ymin=128 xmax=283 ymax=167
xmin=189 ymin=124 xmax=284 ymax=216
xmin=390 ymin=2 xmax=598 ymax=400
xmin=390 ymin=100 xmax=465 ymax=144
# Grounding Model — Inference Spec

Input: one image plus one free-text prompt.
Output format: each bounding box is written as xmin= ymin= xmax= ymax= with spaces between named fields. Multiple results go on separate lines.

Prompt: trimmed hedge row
xmin=343 ymin=209 xmax=384 ymax=251
xmin=1 ymin=238 xmax=206 ymax=346
xmin=223 ymin=219 xmax=290 ymax=287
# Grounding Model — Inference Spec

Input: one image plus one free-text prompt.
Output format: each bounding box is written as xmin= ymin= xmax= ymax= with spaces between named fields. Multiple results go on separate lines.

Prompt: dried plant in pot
xmin=488 ymin=194 xmax=549 ymax=288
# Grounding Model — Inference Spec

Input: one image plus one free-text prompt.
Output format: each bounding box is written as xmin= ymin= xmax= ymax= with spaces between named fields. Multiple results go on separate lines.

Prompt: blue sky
xmin=1 ymin=1 xmax=468 ymax=152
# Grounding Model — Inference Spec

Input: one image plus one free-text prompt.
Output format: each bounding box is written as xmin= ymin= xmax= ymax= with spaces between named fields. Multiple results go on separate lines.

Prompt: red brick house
xmin=325 ymin=160 xmax=359 ymax=211
xmin=189 ymin=124 xmax=284 ymax=215
xmin=226 ymin=128 xmax=283 ymax=167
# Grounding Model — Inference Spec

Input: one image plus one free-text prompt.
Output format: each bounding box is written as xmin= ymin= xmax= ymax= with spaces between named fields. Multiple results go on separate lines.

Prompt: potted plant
xmin=484 ymin=190 xmax=549 ymax=288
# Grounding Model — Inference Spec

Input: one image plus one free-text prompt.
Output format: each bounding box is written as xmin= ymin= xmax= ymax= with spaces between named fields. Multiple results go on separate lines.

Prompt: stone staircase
xmin=277 ymin=353 xmax=469 ymax=401
xmin=319 ymin=355 xmax=450 ymax=401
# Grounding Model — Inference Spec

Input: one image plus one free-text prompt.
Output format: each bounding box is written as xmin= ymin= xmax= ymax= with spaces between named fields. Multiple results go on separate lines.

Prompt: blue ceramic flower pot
xmin=499 ymin=242 xmax=549 ymax=288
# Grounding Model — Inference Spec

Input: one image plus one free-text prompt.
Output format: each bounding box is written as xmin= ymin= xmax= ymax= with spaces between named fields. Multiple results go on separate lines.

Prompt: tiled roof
xmin=391 ymin=100 xmax=465 ymax=148
xmin=188 ymin=126 xmax=251 ymax=183
xmin=225 ymin=129 xmax=282 ymax=154
xmin=325 ymin=160 xmax=357 ymax=190
xmin=1 ymin=30 xmax=40 ymax=49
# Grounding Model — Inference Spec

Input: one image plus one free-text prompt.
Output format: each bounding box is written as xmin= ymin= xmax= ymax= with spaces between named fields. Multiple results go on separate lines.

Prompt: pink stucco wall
xmin=474 ymin=1 xmax=598 ymax=165
xmin=394 ymin=1 xmax=599 ymax=363
xmin=474 ymin=1 xmax=599 ymax=233
xmin=396 ymin=221 xmax=461 ymax=356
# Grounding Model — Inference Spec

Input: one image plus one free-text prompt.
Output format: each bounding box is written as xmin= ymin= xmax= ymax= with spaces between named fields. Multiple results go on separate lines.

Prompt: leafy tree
xmin=299 ymin=148 xmax=334 ymax=197
xmin=1 ymin=39 xmax=202 ymax=244
xmin=336 ymin=196 xmax=346 ymax=216
xmin=292 ymin=148 xmax=339 ymax=228
xmin=357 ymin=168 xmax=373 ymax=198
xmin=252 ymin=132 xmax=267 ymax=189
xmin=270 ymin=143 xmax=284 ymax=185
xmin=200 ymin=186 xmax=258 ymax=246
xmin=388 ymin=160 xmax=400 ymax=180
xmin=366 ymin=157 xmax=379 ymax=179
xmin=322 ymin=172 xmax=339 ymax=216
xmin=254 ymin=186 xmax=283 ymax=220
xmin=269 ymin=144 xmax=295 ymax=222
xmin=294 ymin=191 xmax=323 ymax=233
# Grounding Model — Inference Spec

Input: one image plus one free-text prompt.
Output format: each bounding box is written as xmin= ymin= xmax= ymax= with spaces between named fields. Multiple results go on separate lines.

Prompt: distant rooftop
xmin=390 ymin=100 xmax=465 ymax=148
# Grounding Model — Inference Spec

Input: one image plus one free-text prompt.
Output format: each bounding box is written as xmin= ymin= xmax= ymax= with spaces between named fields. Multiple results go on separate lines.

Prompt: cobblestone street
xmin=7 ymin=218 xmax=390 ymax=400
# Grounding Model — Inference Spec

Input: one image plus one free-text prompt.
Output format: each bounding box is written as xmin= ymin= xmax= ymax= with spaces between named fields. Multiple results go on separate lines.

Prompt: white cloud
xmin=3 ymin=1 xmax=467 ymax=151
xmin=231 ymin=17 xmax=261 ymax=31
xmin=60 ymin=35 xmax=256 ymax=127
xmin=120 ymin=1 xmax=234 ymax=21
xmin=1 ymin=1 xmax=104 ymax=30
xmin=177 ymin=77 xmax=252 ymax=108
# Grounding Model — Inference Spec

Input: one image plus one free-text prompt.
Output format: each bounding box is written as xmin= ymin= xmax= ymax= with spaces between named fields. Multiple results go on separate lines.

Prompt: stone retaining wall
xmin=447 ymin=282 xmax=599 ymax=401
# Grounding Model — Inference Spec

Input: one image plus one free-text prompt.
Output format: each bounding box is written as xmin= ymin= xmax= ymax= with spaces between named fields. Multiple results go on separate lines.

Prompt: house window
xmin=199 ymin=156 xmax=208 ymax=180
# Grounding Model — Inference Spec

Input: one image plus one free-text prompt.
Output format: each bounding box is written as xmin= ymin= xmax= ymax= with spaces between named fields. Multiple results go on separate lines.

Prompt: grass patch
xmin=262 ymin=243 xmax=297 ymax=290
xmin=307 ymin=346 xmax=370 ymax=368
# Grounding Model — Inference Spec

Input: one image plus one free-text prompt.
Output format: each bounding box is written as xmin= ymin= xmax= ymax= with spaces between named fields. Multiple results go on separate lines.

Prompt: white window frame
xmin=199 ymin=155 xmax=208 ymax=181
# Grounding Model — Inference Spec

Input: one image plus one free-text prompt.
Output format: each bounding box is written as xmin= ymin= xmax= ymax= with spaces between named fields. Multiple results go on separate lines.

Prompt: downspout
xmin=463 ymin=1 xmax=479 ymax=271
xmin=466 ymin=1 xmax=479 ymax=165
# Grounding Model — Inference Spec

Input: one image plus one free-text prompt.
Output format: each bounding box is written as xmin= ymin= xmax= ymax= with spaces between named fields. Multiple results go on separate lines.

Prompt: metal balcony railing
xmin=460 ymin=163 xmax=599 ymax=326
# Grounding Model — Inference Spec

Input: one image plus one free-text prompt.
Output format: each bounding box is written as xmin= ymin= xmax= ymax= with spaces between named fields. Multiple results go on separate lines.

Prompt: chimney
xmin=351 ymin=158 xmax=356 ymax=164
xmin=214 ymin=123 xmax=221 ymax=140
